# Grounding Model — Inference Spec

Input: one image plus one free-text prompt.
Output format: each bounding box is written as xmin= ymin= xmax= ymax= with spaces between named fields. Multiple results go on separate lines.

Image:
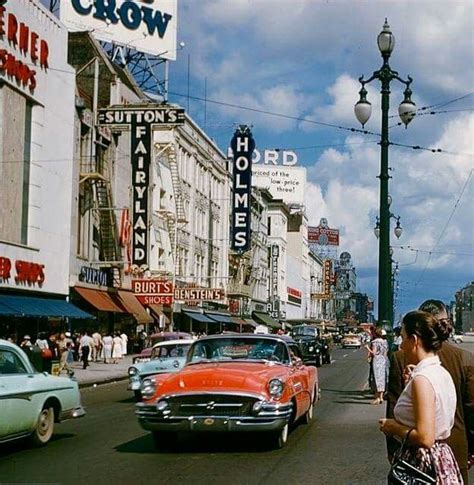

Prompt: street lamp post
xmin=355 ymin=19 xmax=416 ymax=329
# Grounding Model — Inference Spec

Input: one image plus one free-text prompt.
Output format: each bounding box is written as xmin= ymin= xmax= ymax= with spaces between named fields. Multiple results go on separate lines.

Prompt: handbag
xmin=388 ymin=429 xmax=436 ymax=485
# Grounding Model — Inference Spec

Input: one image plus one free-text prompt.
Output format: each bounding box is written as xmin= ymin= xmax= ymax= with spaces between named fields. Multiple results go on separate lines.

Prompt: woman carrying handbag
xmin=379 ymin=311 xmax=463 ymax=484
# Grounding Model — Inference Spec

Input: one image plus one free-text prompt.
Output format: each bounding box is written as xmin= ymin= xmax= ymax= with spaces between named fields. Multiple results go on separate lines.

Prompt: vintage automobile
xmin=341 ymin=334 xmax=362 ymax=349
xmin=291 ymin=325 xmax=323 ymax=366
xmin=136 ymin=334 xmax=319 ymax=449
xmin=128 ymin=339 xmax=194 ymax=400
xmin=0 ymin=339 xmax=85 ymax=446
xmin=133 ymin=332 xmax=192 ymax=364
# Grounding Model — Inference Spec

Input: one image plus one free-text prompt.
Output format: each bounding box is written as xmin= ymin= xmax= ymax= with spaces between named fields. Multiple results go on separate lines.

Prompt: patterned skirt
xmin=396 ymin=442 xmax=463 ymax=484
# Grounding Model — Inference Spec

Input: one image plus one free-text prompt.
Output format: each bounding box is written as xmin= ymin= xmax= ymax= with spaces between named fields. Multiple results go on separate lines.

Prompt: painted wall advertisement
xmin=252 ymin=166 xmax=306 ymax=205
xmin=60 ymin=0 xmax=178 ymax=59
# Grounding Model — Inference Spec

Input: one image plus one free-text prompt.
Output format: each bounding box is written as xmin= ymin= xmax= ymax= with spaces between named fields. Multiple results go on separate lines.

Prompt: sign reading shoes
xmin=97 ymin=106 xmax=185 ymax=271
xmin=230 ymin=125 xmax=255 ymax=253
xmin=60 ymin=0 xmax=178 ymax=59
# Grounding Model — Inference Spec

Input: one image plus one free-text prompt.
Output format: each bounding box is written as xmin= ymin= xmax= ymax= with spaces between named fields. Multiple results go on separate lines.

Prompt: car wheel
xmin=133 ymin=390 xmax=142 ymax=401
xmin=270 ymin=423 xmax=289 ymax=449
xmin=152 ymin=431 xmax=177 ymax=451
xmin=30 ymin=406 xmax=55 ymax=446
xmin=302 ymin=389 xmax=315 ymax=424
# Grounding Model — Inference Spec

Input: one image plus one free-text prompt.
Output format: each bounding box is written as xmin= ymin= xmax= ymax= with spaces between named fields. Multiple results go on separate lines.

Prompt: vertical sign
xmin=230 ymin=125 xmax=255 ymax=252
xmin=131 ymin=123 xmax=151 ymax=269
xmin=323 ymin=259 xmax=332 ymax=296
xmin=271 ymin=244 xmax=279 ymax=298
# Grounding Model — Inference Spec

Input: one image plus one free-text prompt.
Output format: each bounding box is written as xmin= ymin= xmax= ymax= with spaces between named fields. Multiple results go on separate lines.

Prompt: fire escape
xmin=154 ymin=141 xmax=187 ymax=276
xmin=80 ymin=130 xmax=121 ymax=287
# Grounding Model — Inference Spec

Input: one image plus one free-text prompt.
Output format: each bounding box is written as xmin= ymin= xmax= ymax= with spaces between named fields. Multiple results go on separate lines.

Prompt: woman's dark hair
xmin=402 ymin=310 xmax=447 ymax=352
xmin=373 ymin=327 xmax=383 ymax=339
xmin=418 ymin=299 xmax=452 ymax=341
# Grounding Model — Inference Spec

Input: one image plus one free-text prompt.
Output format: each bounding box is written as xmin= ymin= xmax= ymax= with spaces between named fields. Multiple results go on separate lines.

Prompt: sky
xmin=164 ymin=0 xmax=474 ymax=319
xmin=47 ymin=0 xmax=474 ymax=319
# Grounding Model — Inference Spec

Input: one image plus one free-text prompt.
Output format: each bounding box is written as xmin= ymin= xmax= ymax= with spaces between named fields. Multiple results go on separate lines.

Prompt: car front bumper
xmin=60 ymin=406 xmax=86 ymax=421
xmin=135 ymin=401 xmax=292 ymax=433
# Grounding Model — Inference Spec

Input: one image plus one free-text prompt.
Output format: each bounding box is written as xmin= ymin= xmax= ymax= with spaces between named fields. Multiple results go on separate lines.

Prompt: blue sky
xmin=166 ymin=0 xmax=473 ymax=318
xmin=47 ymin=0 xmax=473 ymax=318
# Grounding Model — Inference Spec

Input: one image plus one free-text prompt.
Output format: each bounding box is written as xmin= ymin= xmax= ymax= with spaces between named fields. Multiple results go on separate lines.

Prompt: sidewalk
xmin=66 ymin=355 xmax=134 ymax=388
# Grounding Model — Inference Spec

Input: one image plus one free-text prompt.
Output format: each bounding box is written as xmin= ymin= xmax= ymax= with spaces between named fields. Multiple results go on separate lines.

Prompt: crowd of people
xmin=361 ymin=300 xmax=473 ymax=484
xmin=5 ymin=330 xmax=130 ymax=373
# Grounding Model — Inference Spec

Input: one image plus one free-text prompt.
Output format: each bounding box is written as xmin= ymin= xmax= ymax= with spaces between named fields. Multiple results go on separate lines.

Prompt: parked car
xmin=319 ymin=337 xmax=333 ymax=364
xmin=128 ymin=339 xmax=194 ymax=400
xmin=451 ymin=334 xmax=464 ymax=344
xmin=133 ymin=332 xmax=192 ymax=363
xmin=0 ymin=339 xmax=85 ymax=446
xmin=136 ymin=334 xmax=319 ymax=449
xmin=291 ymin=325 xmax=323 ymax=367
xmin=341 ymin=334 xmax=362 ymax=349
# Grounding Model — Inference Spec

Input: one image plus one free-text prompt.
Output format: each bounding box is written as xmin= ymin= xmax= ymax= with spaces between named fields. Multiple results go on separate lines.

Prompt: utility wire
xmin=414 ymin=168 xmax=474 ymax=286
xmin=394 ymin=246 xmax=474 ymax=257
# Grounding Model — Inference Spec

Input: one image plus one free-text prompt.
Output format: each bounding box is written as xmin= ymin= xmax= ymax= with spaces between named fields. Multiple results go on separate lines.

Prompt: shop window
xmin=0 ymin=85 xmax=32 ymax=245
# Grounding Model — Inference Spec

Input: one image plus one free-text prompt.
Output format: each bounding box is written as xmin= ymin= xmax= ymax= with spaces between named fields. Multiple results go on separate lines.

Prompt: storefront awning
xmin=183 ymin=311 xmax=214 ymax=324
xmin=0 ymin=294 xmax=93 ymax=319
xmin=205 ymin=312 xmax=234 ymax=324
xmin=252 ymin=312 xmax=281 ymax=330
xmin=243 ymin=318 xmax=258 ymax=328
xmin=231 ymin=316 xmax=246 ymax=326
xmin=74 ymin=286 xmax=124 ymax=313
xmin=117 ymin=291 xmax=153 ymax=324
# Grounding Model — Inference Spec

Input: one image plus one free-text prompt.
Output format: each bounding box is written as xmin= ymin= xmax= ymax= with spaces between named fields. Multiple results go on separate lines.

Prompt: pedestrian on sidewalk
xmin=120 ymin=331 xmax=128 ymax=356
xmin=59 ymin=342 xmax=74 ymax=376
xmin=111 ymin=333 xmax=123 ymax=364
xmin=379 ymin=310 xmax=463 ymax=483
xmin=386 ymin=300 xmax=474 ymax=483
xmin=102 ymin=332 xmax=113 ymax=363
xmin=92 ymin=331 xmax=102 ymax=362
xmin=79 ymin=331 xmax=93 ymax=369
xmin=367 ymin=327 xmax=388 ymax=405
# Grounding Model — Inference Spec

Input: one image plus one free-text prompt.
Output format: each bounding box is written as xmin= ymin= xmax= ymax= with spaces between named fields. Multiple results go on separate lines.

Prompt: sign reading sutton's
xmin=230 ymin=125 xmax=255 ymax=253
xmin=60 ymin=0 xmax=177 ymax=59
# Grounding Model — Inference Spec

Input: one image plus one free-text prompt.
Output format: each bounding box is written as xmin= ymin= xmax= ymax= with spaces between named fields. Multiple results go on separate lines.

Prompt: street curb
xmin=78 ymin=375 xmax=129 ymax=389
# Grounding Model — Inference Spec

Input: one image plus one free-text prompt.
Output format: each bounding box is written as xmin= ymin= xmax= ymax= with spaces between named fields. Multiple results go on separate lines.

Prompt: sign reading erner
xmin=230 ymin=126 xmax=255 ymax=252
xmin=60 ymin=0 xmax=178 ymax=59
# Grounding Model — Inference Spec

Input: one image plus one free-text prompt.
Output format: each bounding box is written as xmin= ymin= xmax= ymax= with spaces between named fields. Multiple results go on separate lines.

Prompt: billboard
xmin=252 ymin=166 xmax=306 ymax=205
xmin=60 ymin=0 xmax=178 ymax=59
xmin=230 ymin=126 xmax=255 ymax=252
xmin=308 ymin=224 xmax=340 ymax=246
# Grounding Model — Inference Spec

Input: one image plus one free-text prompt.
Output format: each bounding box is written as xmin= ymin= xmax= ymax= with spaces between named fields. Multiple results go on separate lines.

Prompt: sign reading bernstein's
xmin=175 ymin=288 xmax=225 ymax=302
xmin=132 ymin=279 xmax=174 ymax=306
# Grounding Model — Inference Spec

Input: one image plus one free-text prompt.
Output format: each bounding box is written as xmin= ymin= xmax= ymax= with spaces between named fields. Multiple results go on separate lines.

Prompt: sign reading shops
xmin=60 ymin=0 xmax=178 ymax=59
xmin=230 ymin=125 xmax=255 ymax=252
xmin=0 ymin=256 xmax=45 ymax=287
xmin=97 ymin=106 xmax=185 ymax=271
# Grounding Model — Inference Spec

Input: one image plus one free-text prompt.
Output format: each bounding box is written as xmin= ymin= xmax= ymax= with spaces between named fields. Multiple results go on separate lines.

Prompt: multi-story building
xmin=455 ymin=282 xmax=474 ymax=333
xmin=0 ymin=0 xmax=91 ymax=339
xmin=334 ymin=252 xmax=358 ymax=324
xmin=308 ymin=250 xmax=324 ymax=321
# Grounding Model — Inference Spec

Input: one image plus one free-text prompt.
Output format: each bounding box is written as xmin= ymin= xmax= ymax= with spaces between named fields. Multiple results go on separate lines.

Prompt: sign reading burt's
xmin=98 ymin=106 xmax=185 ymax=270
xmin=60 ymin=0 xmax=178 ymax=59
xmin=230 ymin=125 xmax=255 ymax=252
xmin=133 ymin=279 xmax=173 ymax=306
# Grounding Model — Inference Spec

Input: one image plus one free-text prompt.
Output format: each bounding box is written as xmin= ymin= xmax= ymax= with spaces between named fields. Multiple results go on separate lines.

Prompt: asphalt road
xmin=1 ymin=344 xmax=473 ymax=485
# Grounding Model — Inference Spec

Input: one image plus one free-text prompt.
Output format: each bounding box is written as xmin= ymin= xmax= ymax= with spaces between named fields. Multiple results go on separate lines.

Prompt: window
xmin=0 ymin=348 xmax=28 ymax=374
xmin=0 ymin=85 xmax=32 ymax=245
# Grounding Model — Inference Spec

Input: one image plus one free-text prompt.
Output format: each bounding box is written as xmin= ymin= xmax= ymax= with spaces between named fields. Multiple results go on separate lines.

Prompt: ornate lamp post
xmin=355 ymin=19 xmax=416 ymax=328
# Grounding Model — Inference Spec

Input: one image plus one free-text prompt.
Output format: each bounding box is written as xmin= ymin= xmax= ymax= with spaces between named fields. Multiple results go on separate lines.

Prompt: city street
xmin=1 ymin=344 xmax=472 ymax=485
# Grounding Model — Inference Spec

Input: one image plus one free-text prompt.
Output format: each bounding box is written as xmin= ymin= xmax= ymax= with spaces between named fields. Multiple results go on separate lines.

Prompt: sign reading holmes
xmin=230 ymin=125 xmax=255 ymax=252
xmin=60 ymin=0 xmax=178 ymax=59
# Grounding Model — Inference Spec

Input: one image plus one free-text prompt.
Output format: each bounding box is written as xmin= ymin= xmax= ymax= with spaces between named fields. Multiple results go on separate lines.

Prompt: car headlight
xmin=140 ymin=378 xmax=156 ymax=399
xmin=268 ymin=378 xmax=284 ymax=399
xmin=156 ymin=399 xmax=169 ymax=411
xmin=128 ymin=367 xmax=138 ymax=376
xmin=309 ymin=346 xmax=314 ymax=352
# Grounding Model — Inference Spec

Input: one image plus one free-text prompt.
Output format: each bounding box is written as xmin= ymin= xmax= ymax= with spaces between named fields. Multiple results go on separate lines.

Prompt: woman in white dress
xmin=111 ymin=333 xmax=123 ymax=364
xmin=102 ymin=333 xmax=113 ymax=364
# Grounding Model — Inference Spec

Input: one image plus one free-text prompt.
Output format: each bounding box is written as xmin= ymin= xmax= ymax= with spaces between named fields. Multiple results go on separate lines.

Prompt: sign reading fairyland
xmin=97 ymin=105 xmax=185 ymax=270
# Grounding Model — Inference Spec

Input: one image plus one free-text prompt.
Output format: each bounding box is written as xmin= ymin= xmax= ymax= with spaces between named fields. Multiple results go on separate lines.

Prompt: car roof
xmin=0 ymin=338 xmax=18 ymax=349
xmin=150 ymin=332 xmax=191 ymax=338
xmin=152 ymin=339 xmax=195 ymax=348
xmin=193 ymin=333 xmax=296 ymax=344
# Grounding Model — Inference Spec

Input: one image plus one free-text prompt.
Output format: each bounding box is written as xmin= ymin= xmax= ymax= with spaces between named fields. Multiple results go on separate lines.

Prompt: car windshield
xmin=187 ymin=337 xmax=290 ymax=365
xmin=151 ymin=344 xmax=191 ymax=360
xmin=292 ymin=326 xmax=317 ymax=337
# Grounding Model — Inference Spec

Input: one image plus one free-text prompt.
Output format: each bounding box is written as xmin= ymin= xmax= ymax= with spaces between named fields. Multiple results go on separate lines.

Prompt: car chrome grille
xmin=168 ymin=394 xmax=258 ymax=417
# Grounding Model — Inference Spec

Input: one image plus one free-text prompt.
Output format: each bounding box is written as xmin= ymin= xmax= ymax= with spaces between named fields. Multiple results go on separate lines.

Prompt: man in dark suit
xmin=386 ymin=300 xmax=474 ymax=483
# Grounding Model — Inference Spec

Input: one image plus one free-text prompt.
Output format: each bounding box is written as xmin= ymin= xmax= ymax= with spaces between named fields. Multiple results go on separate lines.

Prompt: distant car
xmin=133 ymin=332 xmax=192 ymax=363
xmin=0 ymin=339 xmax=85 ymax=446
xmin=452 ymin=334 xmax=464 ymax=344
xmin=136 ymin=334 xmax=319 ymax=449
xmin=128 ymin=339 xmax=194 ymax=400
xmin=341 ymin=334 xmax=362 ymax=349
